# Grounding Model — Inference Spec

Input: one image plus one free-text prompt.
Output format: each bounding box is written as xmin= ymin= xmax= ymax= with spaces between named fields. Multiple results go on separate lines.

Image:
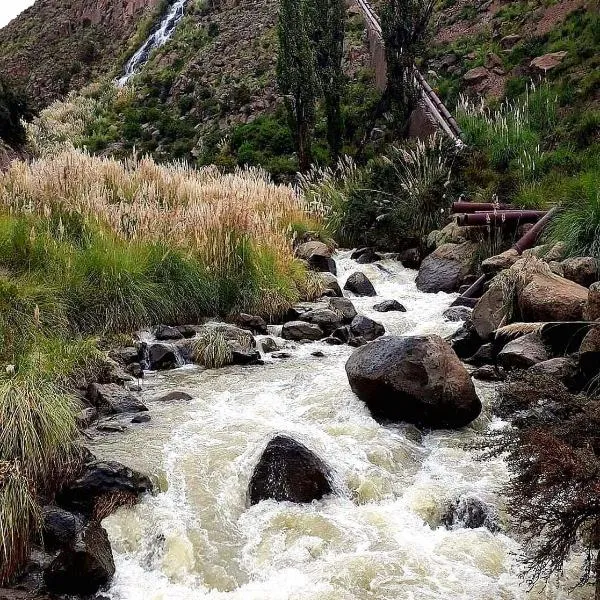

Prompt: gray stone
xmin=498 ymin=333 xmax=550 ymax=370
xmin=344 ymin=272 xmax=377 ymax=297
xmin=373 ymin=299 xmax=407 ymax=312
xmin=349 ymin=315 xmax=385 ymax=342
xmin=281 ymin=321 xmax=325 ymax=341
xmin=87 ymin=383 xmax=148 ymax=415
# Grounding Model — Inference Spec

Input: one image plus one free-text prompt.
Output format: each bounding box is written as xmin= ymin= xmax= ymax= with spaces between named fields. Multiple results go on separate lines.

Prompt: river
xmin=90 ymin=251 xmax=587 ymax=599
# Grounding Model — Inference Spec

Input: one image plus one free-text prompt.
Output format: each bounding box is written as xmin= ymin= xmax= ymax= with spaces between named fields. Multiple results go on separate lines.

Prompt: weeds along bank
xmin=0 ymin=148 xmax=321 ymax=584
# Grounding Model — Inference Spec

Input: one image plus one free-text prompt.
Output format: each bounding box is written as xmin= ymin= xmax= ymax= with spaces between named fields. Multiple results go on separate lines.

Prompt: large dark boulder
xmin=248 ymin=435 xmax=332 ymax=505
xmin=345 ymin=335 xmax=482 ymax=428
xmin=344 ymin=272 xmax=377 ymax=297
xmin=354 ymin=248 xmax=381 ymax=264
xmin=398 ymin=247 xmax=421 ymax=269
xmin=87 ymin=383 xmax=147 ymax=415
xmin=328 ymin=297 xmax=357 ymax=323
xmin=236 ymin=313 xmax=268 ymax=335
xmin=57 ymin=461 xmax=152 ymax=516
xmin=415 ymin=242 xmax=477 ymax=293
xmin=281 ymin=321 xmax=325 ymax=341
xmin=146 ymin=343 xmax=179 ymax=370
xmin=154 ymin=325 xmax=184 ymax=341
xmin=449 ymin=320 xmax=483 ymax=359
xmin=319 ymin=273 xmax=343 ymax=297
xmin=42 ymin=507 xmax=84 ymax=552
xmin=349 ymin=315 xmax=385 ymax=342
xmin=298 ymin=308 xmax=343 ymax=334
xmin=44 ymin=523 xmax=115 ymax=596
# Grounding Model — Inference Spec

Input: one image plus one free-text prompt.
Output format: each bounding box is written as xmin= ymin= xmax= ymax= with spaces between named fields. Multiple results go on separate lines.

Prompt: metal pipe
xmin=512 ymin=207 xmax=559 ymax=255
xmin=452 ymin=202 xmax=512 ymax=213
xmin=457 ymin=210 xmax=547 ymax=227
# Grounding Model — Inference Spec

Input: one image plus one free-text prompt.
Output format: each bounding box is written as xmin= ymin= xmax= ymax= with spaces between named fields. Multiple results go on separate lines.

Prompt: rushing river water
xmin=91 ymin=251 xmax=587 ymax=599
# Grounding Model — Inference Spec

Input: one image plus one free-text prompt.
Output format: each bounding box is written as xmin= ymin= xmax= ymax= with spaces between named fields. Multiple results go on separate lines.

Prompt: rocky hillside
xmin=0 ymin=0 xmax=164 ymax=110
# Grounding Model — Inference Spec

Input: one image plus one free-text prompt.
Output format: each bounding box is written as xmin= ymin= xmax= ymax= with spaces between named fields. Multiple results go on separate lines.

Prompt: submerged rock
xmin=345 ymin=335 xmax=482 ymax=429
xmin=44 ymin=523 xmax=115 ymax=596
xmin=344 ymin=272 xmax=377 ymax=297
xmin=248 ymin=435 xmax=332 ymax=505
xmin=442 ymin=495 xmax=499 ymax=532
xmin=373 ymin=299 xmax=406 ymax=313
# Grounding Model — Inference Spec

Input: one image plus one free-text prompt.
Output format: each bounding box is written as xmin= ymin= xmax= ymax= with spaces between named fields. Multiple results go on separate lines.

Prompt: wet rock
xmin=108 ymin=346 xmax=139 ymax=366
xmin=156 ymin=391 xmax=194 ymax=402
xmin=311 ymin=351 xmax=325 ymax=357
xmin=442 ymin=495 xmax=498 ymax=531
xmin=498 ymin=333 xmax=550 ymax=370
xmin=319 ymin=272 xmax=343 ymax=297
xmin=346 ymin=335 xmax=482 ymax=429
xmin=450 ymin=320 xmax=483 ymax=359
xmin=297 ymin=241 xmax=336 ymax=274
xmin=520 ymin=273 xmax=588 ymax=322
xmin=398 ymin=247 xmax=421 ymax=269
xmin=147 ymin=343 xmax=179 ymax=371
xmin=465 ymin=343 xmax=495 ymax=367
xmin=87 ymin=383 xmax=148 ymax=415
xmin=332 ymin=326 xmax=350 ymax=343
xmin=125 ymin=362 xmax=144 ymax=379
xmin=415 ymin=242 xmax=478 ymax=294
xmin=42 ymin=507 xmax=83 ymax=552
xmin=272 ymin=351 xmax=293 ymax=358
xmin=373 ymin=299 xmax=406 ymax=313
xmin=236 ymin=313 xmax=268 ymax=335
xmin=328 ymin=297 xmax=357 ymax=323
xmin=356 ymin=248 xmax=382 ymax=264
xmin=348 ymin=336 xmax=367 ymax=347
xmin=44 ymin=523 xmax=115 ymax=596
xmin=586 ymin=282 xmax=600 ymax=320
xmin=472 ymin=365 xmax=503 ymax=381
xmin=57 ymin=461 xmax=152 ymax=516
xmin=131 ymin=414 xmax=151 ymax=424
xmin=154 ymin=325 xmax=184 ymax=341
xmin=76 ymin=407 xmax=98 ymax=429
xmin=443 ymin=306 xmax=472 ymax=322
xmin=281 ymin=321 xmax=325 ymax=341
xmin=259 ymin=337 xmax=279 ymax=353
xmin=298 ymin=308 xmax=343 ymax=334
xmin=97 ymin=422 xmax=127 ymax=433
xmin=324 ymin=336 xmax=344 ymax=345
xmin=231 ymin=347 xmax=262 ymax=365
xmin=286 ymin=301 xmax=329 ymax=321
xmin=349 ymin=315 xmax=385 ymax=342
xmin=248 ymin=435 xmax=332 ymax=505
xmin=344 ymin=272 xmax=377 ymax=297
xmin=561 ymin=257 xmax=599 ymax=288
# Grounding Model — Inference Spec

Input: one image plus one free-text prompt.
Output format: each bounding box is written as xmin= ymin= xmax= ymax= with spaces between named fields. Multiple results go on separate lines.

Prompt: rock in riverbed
xmin=344 ymin=272 xmax=377 ymax=297
xmin=281 ymin=321 xmax=325 ymax=341
xmin=248 ymin=435 xmax=332 ymax=505
xmin=373 ymin=299 xmax=406 ymax=313
xmin=349 ymin=315 xmax=385 ymax=342
xmin=345 ymin=335 xmax=482 ymax=428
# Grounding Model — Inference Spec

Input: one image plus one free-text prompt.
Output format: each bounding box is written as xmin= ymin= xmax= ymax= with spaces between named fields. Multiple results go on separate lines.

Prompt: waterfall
xmin=117 ymin=0 xmax=189 ymax=86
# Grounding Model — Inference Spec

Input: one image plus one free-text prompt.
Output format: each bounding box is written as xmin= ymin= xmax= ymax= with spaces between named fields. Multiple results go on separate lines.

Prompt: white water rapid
xmin=91 ymin=251 xmax=587 ymax=599
xmin=117 ymin=0 xmax=188 ymax=86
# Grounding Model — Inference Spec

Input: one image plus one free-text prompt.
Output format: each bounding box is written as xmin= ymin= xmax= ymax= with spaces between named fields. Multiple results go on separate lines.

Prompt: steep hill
xmin=0 ymin=0 xmax=164 ymax=110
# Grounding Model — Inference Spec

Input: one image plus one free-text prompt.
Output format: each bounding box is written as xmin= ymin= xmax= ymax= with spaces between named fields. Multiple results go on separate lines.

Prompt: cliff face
xmin=0 ymin=0 xmax=163 ymax=110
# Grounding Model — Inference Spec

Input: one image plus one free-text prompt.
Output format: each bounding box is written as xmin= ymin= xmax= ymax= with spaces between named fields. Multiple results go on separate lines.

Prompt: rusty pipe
xmin=457 ymin=210 xmax=547 ymax=227
xmin=512 ymin=206 xmax=559 ymax=255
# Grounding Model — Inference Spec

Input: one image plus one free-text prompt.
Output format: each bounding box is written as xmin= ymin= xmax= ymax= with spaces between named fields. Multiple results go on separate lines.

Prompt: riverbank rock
xmin=328 ymin=297 xmax=357 ymax=323
xmin=42 ymin=507 xmax=84 ymax=552
xmin=154 ymin=325 xmax=183 ymax=341
xmin=481 ymin=249 xmax=520 ymax=275
xmin=415 ymin=242 xmax=477 ymax=293
xmin=344 ymin=272 xmax=377 ymax=297
xmin=561 ymin=257 xmax=599 ymax=288
xmin=586 ymin=282 xmax=600 ymax=320
xmin=298 ymin=308 xmax=343 ymax=334
xmin=108 ymin=346 xmax=139 ymax=366
xmin=519 ymin=272 xmax=588 ymax=322
xmin=450 ymin=320 xmax=483 ymax=359
xmin=146 ymin=342 xmax=179 ymax=370
xmin=443 ymin=306 xmax=472 ymax=322
xmin=297 ymin=241 xmax=336 ymax=274
xmin=87 ymin=383 xmax=147 ymax=415
xmin=373 ymin=299 xmax=406 ymax=312
xmin=44 ymin=523 xmax=115 ymax=596
xmin=349 ymin=315 xmax=385 ymax=342
xmin=236 ymin=313 xmax=268 ymax=335
xmin=345 ymin=335 xmax=482 ymax=428
xmin=320 ymin=272 xmax=343 ymax=297
xmin=281 ymin=321 xmax=325 ymax=341
xmin=248 ymin=435 xmax=332 ymax=505
xmin=529 ymin=357 xmax=580 ymax=389
xmin=398 ymin=247 xmax=421 ymax=269
xmin=57 ymin=461 xmax=152 ymax=516
xmin=497 ymin=333 xmax=550 ymax=370
xmin=579 ymin=326 xmax=600 ymax=375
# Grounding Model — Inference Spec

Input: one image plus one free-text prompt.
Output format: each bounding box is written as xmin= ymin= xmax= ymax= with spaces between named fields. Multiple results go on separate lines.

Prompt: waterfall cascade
xmin=118 ymin=0 xmax=189 ymax=86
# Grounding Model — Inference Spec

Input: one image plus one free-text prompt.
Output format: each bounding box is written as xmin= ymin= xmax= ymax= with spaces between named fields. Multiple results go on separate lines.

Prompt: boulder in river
xmin=344 ymin=272 xmax=377 ymax=297
xmin=328 ymin=297 xmax=357 ymax=323
xmin=298 ymin=308 xmax=343 ymax=334
xmin=44 ymin=523 xmax=115 ymax=596
xmin=442 ymin=495 xmax=498 ymax=532
xmin=349 ymin=315 xmax=385 ymax=342
xmin=415 ymin=242 xmax=478 ymax=293
xmin=57 ymin=460 xmax=153 ymax=516
xmin=373 ymin=299 xmax=406 ymax=313
xmin=236 ymin=313 xmax=268 ymax=335
xmin=354 ymin=248 xmax=381 ymax=264
xmin=345 ymin=335 xmax=482 ymax=428
xmin=398 ymin=247 xmax=421 ymax=269
xmin=146 ymin=342 xmax=179 ymax=370
xmin=296 ymin=241 xmax=336 ymax=274
xmin=87 ymin=383 xmax=148 ymax=415
xmin=449 ymin=320 xmax=483 ymax=359
xmin=42 ymin=506 xmax=84 ymax=552
xmin=319 ymin=272 xmax=343 ymax=297
xmin=442 ymin=306 xmax=472 ymax=322
xmin=154 ymin=325 xmax=184 ymax=341
xmin=248 ymin=435 xmax=332 ymax=505
xmin=281 ymin=321 xmax=325 ymax=341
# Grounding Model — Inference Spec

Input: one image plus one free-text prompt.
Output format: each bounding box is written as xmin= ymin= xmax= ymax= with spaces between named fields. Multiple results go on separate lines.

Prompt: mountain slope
xmin=0 ymin=0 xmax=164 ymax=110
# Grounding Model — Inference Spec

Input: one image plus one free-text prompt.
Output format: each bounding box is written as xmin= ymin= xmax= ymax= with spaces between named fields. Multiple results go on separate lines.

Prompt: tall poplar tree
xmin=277 ymin=0 xmax=317 ymax=172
